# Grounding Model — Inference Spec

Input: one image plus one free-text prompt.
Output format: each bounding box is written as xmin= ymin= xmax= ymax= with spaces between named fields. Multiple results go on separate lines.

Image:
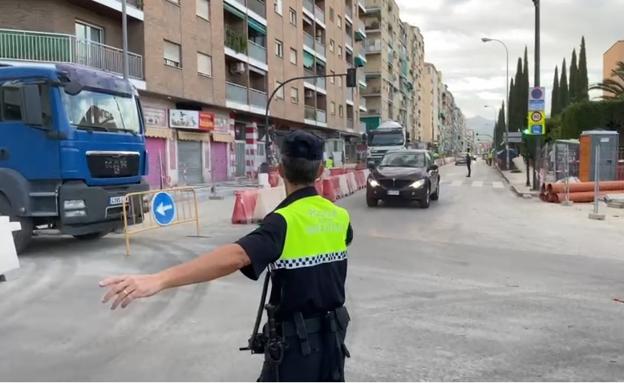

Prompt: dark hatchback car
xmin=366 ymin=150 xmax=440 ymax=208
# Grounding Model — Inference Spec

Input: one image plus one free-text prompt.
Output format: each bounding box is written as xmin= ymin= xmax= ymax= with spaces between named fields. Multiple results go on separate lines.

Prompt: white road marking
xmin=472 ymin=181 xmax=484 ymax=187
xmin=492 ymin=181 xmax=505 ymax=189
xmin=451 ymin=180 xmax=463 ymax=187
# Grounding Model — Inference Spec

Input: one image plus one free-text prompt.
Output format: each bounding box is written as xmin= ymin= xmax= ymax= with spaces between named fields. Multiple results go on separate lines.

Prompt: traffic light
xmin=346 ymin=67 xmax=357 ymax=88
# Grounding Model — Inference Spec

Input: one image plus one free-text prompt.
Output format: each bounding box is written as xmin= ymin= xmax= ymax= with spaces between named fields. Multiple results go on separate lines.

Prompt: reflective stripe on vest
xmin=273 ymin=195 xmax=349 ymax=270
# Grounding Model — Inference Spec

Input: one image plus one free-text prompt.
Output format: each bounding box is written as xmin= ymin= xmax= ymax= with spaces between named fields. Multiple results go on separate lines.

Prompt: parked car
xmin=366 ymin=150 xmax=440 ymax=208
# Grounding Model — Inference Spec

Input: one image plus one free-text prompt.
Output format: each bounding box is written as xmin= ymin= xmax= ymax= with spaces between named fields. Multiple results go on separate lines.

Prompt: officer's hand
xmin=99 ymin=274 xmax=164 ymax=310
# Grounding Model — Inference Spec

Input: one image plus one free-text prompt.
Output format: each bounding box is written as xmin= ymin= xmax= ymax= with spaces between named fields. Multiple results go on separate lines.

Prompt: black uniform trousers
xmin=258 ymin=308 xmax=350 ymax=382
xmin=467 ymin=162 xmax=471 ymax=177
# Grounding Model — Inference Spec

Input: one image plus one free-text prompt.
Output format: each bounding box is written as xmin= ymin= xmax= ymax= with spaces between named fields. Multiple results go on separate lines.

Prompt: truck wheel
xmin=73 ymin=232 xmax=108 ymax=241
xmin=0 ymin=196 xmax=33 ymax=254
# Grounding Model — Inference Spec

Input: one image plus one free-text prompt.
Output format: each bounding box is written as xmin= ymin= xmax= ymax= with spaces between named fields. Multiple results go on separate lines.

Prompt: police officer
xmin=100 ymin=130 xmax=353 ymax=382
xmin=466 ymin=148 xmax=472 ymax=177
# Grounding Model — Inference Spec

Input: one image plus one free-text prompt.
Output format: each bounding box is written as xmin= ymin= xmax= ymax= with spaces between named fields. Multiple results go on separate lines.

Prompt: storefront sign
xmin=143 ymin=106 xmax=167 ymax=128
xmin=199 ymin=112 xmax=215 ymax=131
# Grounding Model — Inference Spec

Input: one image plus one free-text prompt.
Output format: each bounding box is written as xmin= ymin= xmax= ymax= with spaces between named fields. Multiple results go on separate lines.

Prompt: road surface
xmin=1 ymin=160 xmax=624 ymax=381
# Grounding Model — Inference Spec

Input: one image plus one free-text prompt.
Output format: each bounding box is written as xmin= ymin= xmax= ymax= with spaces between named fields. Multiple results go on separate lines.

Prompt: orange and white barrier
xmin=0 ymin=216 xmax=21 ymax=275
xmin=252 ymin=185 xmax=287 ymax=221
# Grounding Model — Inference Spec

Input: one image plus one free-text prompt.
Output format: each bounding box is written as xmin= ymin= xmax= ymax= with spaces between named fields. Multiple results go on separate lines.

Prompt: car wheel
xmin=431 ymin=181 xmax=440 ymax=201
xmin=366 ymin=196 xmax=378 ymax=207
xmin=420 ymin=183 xmax=431 ymax=209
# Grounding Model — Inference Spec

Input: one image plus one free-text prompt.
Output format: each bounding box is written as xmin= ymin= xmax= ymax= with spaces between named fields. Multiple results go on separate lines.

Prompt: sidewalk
xmin=495 ymin=165 xmax=541 ymax=198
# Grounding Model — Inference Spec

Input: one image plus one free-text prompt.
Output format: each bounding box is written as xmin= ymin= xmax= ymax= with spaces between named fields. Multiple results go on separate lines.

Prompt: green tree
xmin=494 ymin=101 xmax=505 ymax=149
xmin=560 ymin=59 xmax=570 ymax=109
xmin=551 ymin=66 xmax=560 ymax=116
xmin=520 ymin=47 xmax=530 ymax=132
xmin=569 ymin=49 xmax=578 ymax=102
xmin=508 ymin=77 xmax=516 ymax=132
xmin=509 ymin=57 xmax=524 ymax=132
xmin=578 ymin=36 xmax=589 ymax=101
xmin=590 ymin=61 xmax=624 ymax=100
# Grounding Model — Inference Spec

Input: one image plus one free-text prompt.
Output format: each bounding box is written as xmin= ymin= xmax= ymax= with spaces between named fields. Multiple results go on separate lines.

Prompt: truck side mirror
xmin=22 ymin=84 xmax=43 ymax=127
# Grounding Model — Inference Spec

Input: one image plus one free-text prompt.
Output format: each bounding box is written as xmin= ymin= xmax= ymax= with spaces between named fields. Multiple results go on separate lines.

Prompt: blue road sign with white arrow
xmin=151 ymin=192 xmax=176 ymax=226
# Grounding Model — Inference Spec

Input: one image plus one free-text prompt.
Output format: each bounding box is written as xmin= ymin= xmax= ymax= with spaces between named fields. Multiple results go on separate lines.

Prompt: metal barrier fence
xmin=122 ymin=187 xmax=200 ymax=256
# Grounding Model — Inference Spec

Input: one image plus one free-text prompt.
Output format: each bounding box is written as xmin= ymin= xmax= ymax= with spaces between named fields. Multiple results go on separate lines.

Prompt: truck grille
xmin=87 ymin=152 xmax=140 ymax=178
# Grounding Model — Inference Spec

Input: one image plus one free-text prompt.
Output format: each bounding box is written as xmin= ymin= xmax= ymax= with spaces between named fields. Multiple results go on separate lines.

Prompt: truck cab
xmin=366 ymin=120 xmax=408 ymax=165
xmin=0 ymin=63 xmax=148 ymax=252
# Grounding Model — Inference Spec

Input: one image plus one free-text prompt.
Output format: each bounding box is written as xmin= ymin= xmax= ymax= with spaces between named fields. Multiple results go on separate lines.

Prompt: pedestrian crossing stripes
xmin=441 ymin=180 xmax=508 ymax=190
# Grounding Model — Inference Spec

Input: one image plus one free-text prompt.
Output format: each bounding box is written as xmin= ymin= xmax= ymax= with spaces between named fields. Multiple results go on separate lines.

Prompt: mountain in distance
xmin=466 ymin=115 xmax=495 ymax=139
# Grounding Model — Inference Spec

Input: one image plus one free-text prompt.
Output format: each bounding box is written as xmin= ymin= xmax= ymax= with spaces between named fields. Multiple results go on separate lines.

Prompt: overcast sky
xmin=396 ymin=0 xmax=623 ymax=120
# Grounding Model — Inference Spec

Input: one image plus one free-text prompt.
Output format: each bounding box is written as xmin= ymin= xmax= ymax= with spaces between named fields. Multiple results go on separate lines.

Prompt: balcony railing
xmin=247 ymin=40 xmax=267 ymax=63
xmin=249 ymin=88 xmax=267 ymax=109
xmin=359 ymin=97 xmax=367 ymax=108
xmin=305 ymin=105 xmax=316 ymax=120
xmin=226 ymin=82 xmax=249 ymax=104
xmin=346 ymin=89 xmax=354 ymax=102
xmin=347 ymin=118 xmax=354 ymax=130
xmin=304 ymin=32 xmax=315 ymax=50
xmin=345 ymin=33 xmax=353 ymax=47
xmin=365 ymin=40 xmax=382 ymax=53
xmin=247 ymin=0 xmax=267 ymax=18
xmin=317 ymin=76 xmax=326 ymax=89
xmin=314 ymin=5 xmax=325 ymax=23
xmin=345 ymin=5 xmax=353 ymax=19
xmin=316 ymin=109 xmax=327 ymax=123
xmin=315 ymin=39 xmax=326 ymax=57
xmin=225 ymin=28 xmax=247 ymax=53
xmin=303 ymin=0 xmax=314 ymax=14
xmin=0 ymin=28 xmax=144 ymax=79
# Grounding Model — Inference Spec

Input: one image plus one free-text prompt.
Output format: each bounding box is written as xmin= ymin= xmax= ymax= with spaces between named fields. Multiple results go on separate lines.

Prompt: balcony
xmin=345 ymin=33 xmax=353 ymax=48
xmin=0 ymin=28 xmax=143 ymax=79
xmin=358 ymin=0 xmax=366 ymax=12
xmin=355 ymin=20 xmax=367 ymax=40
xmin=225 ymin=28 xmax=247 ymax=54
xmin=249 ymin=88 xmax=267 ymax=109
xmin=248 ymin=40 xmax=267 ymax=64
xmin=316 ymin=109 xmax=327 ymax=123
xmin=347 ymin=118 xmax=354 ymax=130
xmin=90 ymin=0 xmax=144 ymax=20
xmin=345 ymin=5 xmax=353 ymax=20
xmin=303 ymin=0 xmax=314 ymax=14
xmin=247 ymin=0 xmax=267 ymax=18
xmin=346 ymin=89 xmax=354 ymax=103
xmin=359 ymin=97 xmax=367 ymax=111
xmin=314 ymin=5 xmax=325 ymax=24
xmin=304 ymin=32 xmax=315 ymax=50
xmin=226 ymin=82 xmax=248 ymax=105
xmin=305 ymin=105 xmax=316 ymax=120
xmin=365 ymin=21 xmax=380 ymax=31
xmin=317 ymin=76 xmax=326 ymax=89
xmin=315 ymin=39 xmax=326 ymax=57
xmin=365 ymin=40 xmax=382 ymax=53
xmin=304 ymin=106 xmax=326 ymax=125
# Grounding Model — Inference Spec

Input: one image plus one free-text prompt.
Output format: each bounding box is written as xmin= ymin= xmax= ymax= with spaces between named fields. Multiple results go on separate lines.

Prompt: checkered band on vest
xmin=272 ymin=251 xmax=348 ymax=270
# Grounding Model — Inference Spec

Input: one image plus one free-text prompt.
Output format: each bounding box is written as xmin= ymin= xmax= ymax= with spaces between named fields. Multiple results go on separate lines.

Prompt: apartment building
xmin=404 ymin=24 xmax=424 ymax=143
xmin=603 ymin=40 xmax=624 ymax=98
xmin=422 ymin=62 xmax=441 ymax=147
xmin=0 ymin=0 xmax=367 ymax=187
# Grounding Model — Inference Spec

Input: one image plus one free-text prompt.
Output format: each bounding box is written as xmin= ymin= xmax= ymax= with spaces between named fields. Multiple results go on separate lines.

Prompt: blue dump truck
xmin=0 ymin=63 xmax=148 ymax=252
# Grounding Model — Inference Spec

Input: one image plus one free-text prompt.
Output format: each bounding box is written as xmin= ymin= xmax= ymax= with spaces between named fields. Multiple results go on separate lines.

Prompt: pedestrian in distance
xmin=99 ymin=130 xmax=353 ymax=382
xmin=466 ymin=149 xmax=472 ymax=177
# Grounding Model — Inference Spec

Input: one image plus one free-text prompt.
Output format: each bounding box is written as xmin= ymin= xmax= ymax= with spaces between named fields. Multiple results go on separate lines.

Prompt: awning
xmin=224 ymin=2 xmax=245 ymax=19
xmin=178 ymin=130 xmax=210 ymax=142
xmin=145 ymin=127 xmax=172 ymax=139
xmin=212 ymin=132 xmax=234 ymax=143
xmin=248 ymin=17 xmax=267 ymax=35
xmin=303 ymin=51 xmax=315 ymax=69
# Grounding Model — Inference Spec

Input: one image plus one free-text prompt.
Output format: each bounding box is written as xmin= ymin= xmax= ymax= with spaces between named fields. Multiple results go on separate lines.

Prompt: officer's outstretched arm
xmin=99 ymin=244 xmax=251 ymax=310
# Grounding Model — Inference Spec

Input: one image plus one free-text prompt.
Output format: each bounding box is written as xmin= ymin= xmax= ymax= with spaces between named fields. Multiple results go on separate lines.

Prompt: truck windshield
xmin=369 ymin=132 xmax=404 ymax=146
xmin=62 ymin=90 xmax=140 ymax=134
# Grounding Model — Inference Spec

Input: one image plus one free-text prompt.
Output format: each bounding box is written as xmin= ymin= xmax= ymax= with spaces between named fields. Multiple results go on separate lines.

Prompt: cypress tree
xmin=551 ymin=66 xmax=560 ymax=116
xmin=508 ymin=78 xmax=516 ymax=132
xmin=521 ymin=47 xmax=530 ymax=131
xmin=560 ymin=59 xmax=570 ymax=110
xmin=569 ymin=49 xmax=578 ymax=102
xmin=578 ymin=36 xmax=589 ymax=101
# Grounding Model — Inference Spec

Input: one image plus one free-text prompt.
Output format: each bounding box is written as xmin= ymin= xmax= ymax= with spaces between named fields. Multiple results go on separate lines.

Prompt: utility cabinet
xmin=579 ymin=130 xmax=619 ymax=182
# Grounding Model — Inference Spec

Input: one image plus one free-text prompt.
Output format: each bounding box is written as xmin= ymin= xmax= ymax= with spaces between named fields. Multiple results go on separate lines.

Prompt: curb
xmin=495 ymin=165 xmax=539 ymax=199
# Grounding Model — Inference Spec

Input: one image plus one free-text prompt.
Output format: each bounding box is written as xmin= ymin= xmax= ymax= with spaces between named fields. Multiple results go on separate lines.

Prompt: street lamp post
xmin=482 ymin=37 xmax=510 ymax=170
xmin=531 ymin=0 xmax=541 ymax=191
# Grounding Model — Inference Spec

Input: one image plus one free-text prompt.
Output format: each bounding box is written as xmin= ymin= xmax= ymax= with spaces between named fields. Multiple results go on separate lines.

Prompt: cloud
xmin=395 ymin=0 xmax=624 ymax=118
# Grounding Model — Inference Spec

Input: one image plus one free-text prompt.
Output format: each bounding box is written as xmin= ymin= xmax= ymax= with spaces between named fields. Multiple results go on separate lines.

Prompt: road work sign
xmin=151 ymin=192 xmax=176 ymax=226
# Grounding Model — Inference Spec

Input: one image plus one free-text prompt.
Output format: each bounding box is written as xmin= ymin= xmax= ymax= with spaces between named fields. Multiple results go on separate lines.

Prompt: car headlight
xmin=368 ymin=178 xmax=379 ymax=187
xmin=410 ymin=179 xmax=426 ymax=189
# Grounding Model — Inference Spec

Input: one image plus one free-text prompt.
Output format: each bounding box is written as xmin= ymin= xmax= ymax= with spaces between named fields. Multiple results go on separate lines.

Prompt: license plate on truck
xmin=387 ymin=190 xmax=400 ymax=196
xmin=109 ymin=196 xmax=125 ymax=205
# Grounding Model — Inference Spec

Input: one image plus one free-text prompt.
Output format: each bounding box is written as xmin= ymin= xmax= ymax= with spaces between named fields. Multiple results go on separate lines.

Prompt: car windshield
xmin=62 ymin=89 xmax=141 ymax=134
xmin=369 ymin=132 xmax=404 ymax=146
xmin=380 ymin=152 xmax=427 ymax=168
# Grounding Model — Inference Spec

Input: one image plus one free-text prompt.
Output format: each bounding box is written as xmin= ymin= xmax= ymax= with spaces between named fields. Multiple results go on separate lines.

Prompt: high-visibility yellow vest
xmin=273 ymin=196 xmax=349 ymax=269
xmin=325 ymin=158 xmax=334 ymax=169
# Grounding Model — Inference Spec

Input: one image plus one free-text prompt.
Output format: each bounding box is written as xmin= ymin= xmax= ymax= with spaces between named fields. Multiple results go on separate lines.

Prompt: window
xmin=75 ymin=20 xmax=103 ymax=43
xmin=338 ymin=45 xmax=342 ymax=57
xmin=290 ymin=87 xmax=299 ymax=103
xmin=330 ymin=70 xmax=335 ymax=84
xmin=289 ymin=8 xmax=297 ymax=25
xmin=274 ymin=0 xmax=283 ymax=15
xmin=197 ymin=52 xmax=212 ymax=77
xmin=337 ymin=16 xmax=342 ymax=29
xmin=330 ymin=101 xmax=336 ymax=115
xmin=290 ymin=48 xmax=297 ymax=64
xmin=275 ymin=81 xmax=284 ymax=99
xmin=196 ymin=0 xmax=210 ymax=20
xmin=339 ymin=105 xmax=344 ymax=117
xmin=275 ymin=39 xmax=284 ymax=57
xmin=164 ymin=40 xmax=182 ymax=68
xmin=329 ymin=39 xmax=335 ymax=52
xmin=329 ymin=7 xmax=334 ymax=21
xmin=1 ymin=84 xmax=22 ymax=121
xmin=167 ymin=0 xmax=180 ymax=4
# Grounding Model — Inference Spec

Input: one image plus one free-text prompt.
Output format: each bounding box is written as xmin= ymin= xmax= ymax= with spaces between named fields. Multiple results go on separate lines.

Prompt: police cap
xmin=280 ymin=130 xmax=324 ymax=161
